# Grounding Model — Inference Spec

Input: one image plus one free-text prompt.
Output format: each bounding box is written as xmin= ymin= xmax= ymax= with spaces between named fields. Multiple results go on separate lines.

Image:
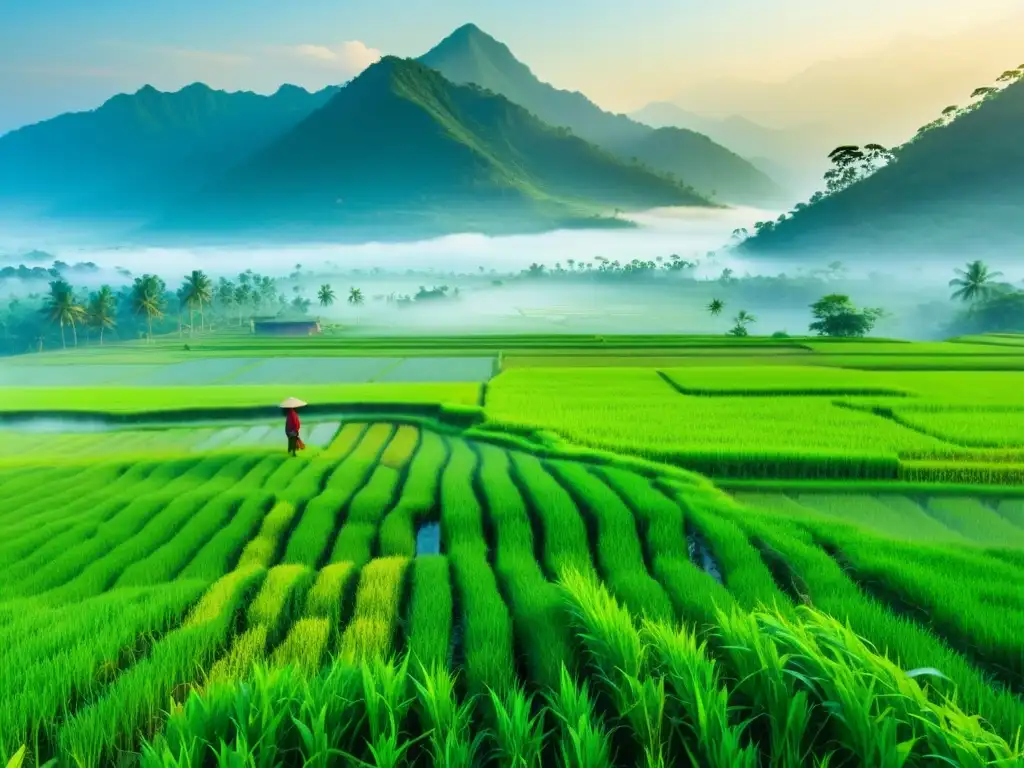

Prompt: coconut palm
xmin=707 ymin=299 xmax=725 ymax=317
xmin=318 ymin=284 xmax=336 ymax=308
xmin=42 ymin=280 xmax=86 ymax=349
xmin=950 ymin=260 xmax=1003 ymax=303
xmin=87 ymin=286 xmax=117 ymax=345
xmin=180 ymin=270 xmax=213 ymax=332
xmin=348 ymin=287 xmax=365 ymax=307
xmin=233 ymin=283 xmax=251 ymax=325
xmin=131 ymin=275 xmax=166 ymax=341
xmin=728 ymin=310 xmax=756 ymax=337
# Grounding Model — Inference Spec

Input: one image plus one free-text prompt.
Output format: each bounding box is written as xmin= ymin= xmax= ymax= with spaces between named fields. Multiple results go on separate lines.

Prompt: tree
xmin=808 ymin=294 xmax=883 ymax=337
xmin=87 ymin=286 xmax=117 ymax=345
xmin=348 ymin=287 xmax=365 ymax=307
xmin=131 ymin=275 xmax=166 ymax=341
xmin=727 ymin=310 xmax=756 ymax=337
xmin=233 ymin=283 xmax=252 ymax=325
xmin=949 ymin=260 xmax=1004 ymax=303
xmin=42 ymin=280 xmax=85 ymax=349
xmin=318 ymin=284 xmax=336 ymax=308
xmin=707 ymin=299 xmax=725 ymax=317
xmin=181 ymin=270 xmax=213 ymax=332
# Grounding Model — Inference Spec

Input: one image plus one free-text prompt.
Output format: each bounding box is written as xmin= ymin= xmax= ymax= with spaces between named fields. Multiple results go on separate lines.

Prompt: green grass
xmin=7 ymin=334 xmax=1024 ymax=764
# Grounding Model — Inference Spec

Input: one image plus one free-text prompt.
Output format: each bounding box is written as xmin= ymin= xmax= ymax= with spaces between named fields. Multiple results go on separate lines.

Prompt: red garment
xmin=285 ymin=409 xmax=300 ymax=434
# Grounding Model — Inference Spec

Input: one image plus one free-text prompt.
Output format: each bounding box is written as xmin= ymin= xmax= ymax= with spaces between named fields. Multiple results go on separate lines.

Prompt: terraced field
xmin=3 ymin=333 xmax=1024 ymax=766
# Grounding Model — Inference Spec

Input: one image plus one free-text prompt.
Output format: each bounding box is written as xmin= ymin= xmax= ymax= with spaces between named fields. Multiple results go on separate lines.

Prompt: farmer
xmin=280 ymin=397 xmax=307 ymax=456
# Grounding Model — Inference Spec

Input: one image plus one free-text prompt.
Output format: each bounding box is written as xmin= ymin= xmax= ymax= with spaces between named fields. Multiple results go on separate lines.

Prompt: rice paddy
xmin=2 ymin=332 xmax=1024 ymax=766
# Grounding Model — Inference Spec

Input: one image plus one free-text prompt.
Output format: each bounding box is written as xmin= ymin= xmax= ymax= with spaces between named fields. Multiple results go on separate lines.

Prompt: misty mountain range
xmin=0 ymin=24 xmax=780 ymax=241
xmin=738 ymin=76 xmax=1024 ymax=257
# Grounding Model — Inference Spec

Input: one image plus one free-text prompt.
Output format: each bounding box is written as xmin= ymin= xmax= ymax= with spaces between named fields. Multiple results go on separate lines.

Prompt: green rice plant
xmin=339 ymin=557 xmax=409 ymax=662
xmin=557 ymin=568 xmax=668 ymax=768
xmin=486 ymin=368 xmax=949 ymax=460
xmin=440 ymin=438 xmax=515 ymax=695
xmin=304 ymin=561 xmax=357 ymax=627
xmin=236 ymin=500 xmax=298 ymax=570
xmin=901 ymin=460 xmax=1024 ymax=485
xmin=487 ymin=683 xmax=547 ymax=768
xmin=673 ymin=496 xmax=790 ymax=611
xmin=208 ymin=564 xmax=315 ymax=682
xmin=349 ymin=655 xmax=420 ymax=768
xmin=343 ymin=423 xmax=396 ymax=466
xmin=142 ymin=661 xmax=356 ymax=768
xmin=790 ymin=493 xmax=965 ymax=543
xmin=0 ymin=582 xmax=205 ymax=760
xmin=412 ymin=662 xmax=485 ymax=768
xmin=269 ymin=456 xmax=343 ymax=517
xmin=642 ymin=619 xmax=758 ymax=767
xmin=548 ymin=460 xmax=673 ymax=621
xmin=56 ymin=565 xmax=267 ymax=767
xmin=660 ymin=365 xmax=912 ymax=396
xmin=324 ymin=421 xmax=368 ymax=457
xmin=817 ymin=528 xmax=1024 ymax=690
xmin=712 ymin=607 xmax=817 ymax=767
xmin=0 ymin=461 xmax=160 ymax=572
xmin=269 ymin=617 xmax=332 ymax=675
xmin=508 ymin=451 xmax=596 ymax=579
xmin=380 ymin=425 xmax=420 ymax=469
xmin=890 ymin=406 xmax=1024 ymax=448
xmin=10 ymin=455 xmax=245 ymax=598
xmin=755 ymin=605 xmax=1023 ymax=765
xmin=405 ymin=555 xmax=453 ymax=669
xmin=378 ymin=430 xmax=448 ymax=557
xmin=66 ymin=454 xmax=273 ymax=594
xmin=329 ymin=465 xmax=401 ymax=566
xmin=476 ymin=443 xmax=573 ymax=688
xmin=285 ymin=424 xmax=394 ymax=567
xmin=723 ymin=501 xmax=1024 ymax=741
xmin=545 ymin=664 xmax=614 ymax=768
xmin=0 ymin=464 xmax=121 ymax=530
xmin=282 ymin=488 xmax=352 ymax=567
xmin=923 ymin=497 xmax=1024 ymax=547
xmin=178 ymin=490 xmax=277 ymax=581
xmin=598 ymin=467 xmax=736 ymax=626
xmin=997 ymin=499 xmax=1024 ymax=530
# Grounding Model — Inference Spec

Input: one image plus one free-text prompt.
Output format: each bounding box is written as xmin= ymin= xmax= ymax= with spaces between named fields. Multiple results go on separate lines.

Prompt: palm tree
xmin=180 ymin=270 xmax=213 ymax=332
xmin=728 ymin=310 xmax=756 ymax=337
xmin=707 ymin=299 xmax=725 ymax=317
xmin=131 ymin=275 xmax=166 ymax=341
xmin=317 ymin=284 xmax=336 ymax=308
xmin=950 ymin=260 xmax=1003 ymax=303
xmin=233 ymin=283 xmax=251 ymax=325
xmin=42 ymin=280 xmax=85 ymax=349
xmin=348 ymin=287 xmax=364 ymax=307
xmin=87 ymin=286 xmax=117 ymax=345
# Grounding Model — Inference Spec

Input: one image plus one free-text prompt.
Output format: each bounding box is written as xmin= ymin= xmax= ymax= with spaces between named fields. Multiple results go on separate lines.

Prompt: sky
xmin=1 ymin=0 xmax=1022 ymax=134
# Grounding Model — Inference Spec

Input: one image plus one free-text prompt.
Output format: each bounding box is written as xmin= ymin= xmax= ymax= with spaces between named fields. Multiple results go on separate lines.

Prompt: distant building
xmin=251 ymin=318 xmax=322 ymax=336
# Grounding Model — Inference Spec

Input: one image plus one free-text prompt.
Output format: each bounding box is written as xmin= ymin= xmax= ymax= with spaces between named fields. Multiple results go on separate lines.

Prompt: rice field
xmin=3 ymin=414 xmax=1023 ymax=766
xmin=4 ymin=334 xmax=1024 ymax=765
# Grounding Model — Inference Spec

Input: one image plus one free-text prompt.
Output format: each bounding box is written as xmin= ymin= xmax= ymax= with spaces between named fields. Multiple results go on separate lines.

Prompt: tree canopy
xmin=808 ymin=294 xmax=882 ymax=337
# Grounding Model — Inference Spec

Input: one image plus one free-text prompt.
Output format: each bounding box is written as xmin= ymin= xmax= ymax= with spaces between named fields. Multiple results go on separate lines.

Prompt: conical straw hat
xmin=280 ymin=397 xmax=307 ymax=409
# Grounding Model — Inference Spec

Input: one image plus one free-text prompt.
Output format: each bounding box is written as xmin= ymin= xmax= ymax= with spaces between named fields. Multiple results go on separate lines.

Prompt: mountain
xmin=418 ymin=24 xmax=787 ymax=207
xmin=153 ymin=57 xmax=710 ymax=240
xmin=0 ymin=82 xmax=340 ymax=219
xmin=629 ymin=102 xmax=832 ymax=194
xmin=737 ymin=78 xmax=1024 ymax=258
xmin=669 ymin=11 xmax=1024 ymax=150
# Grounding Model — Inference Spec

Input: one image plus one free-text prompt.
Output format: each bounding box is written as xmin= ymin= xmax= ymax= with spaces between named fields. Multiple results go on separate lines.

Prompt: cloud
xmin=288 ymin=40 xmax=381 ymax=74
xmin=98 ymin=40 xmax=252 ymax=68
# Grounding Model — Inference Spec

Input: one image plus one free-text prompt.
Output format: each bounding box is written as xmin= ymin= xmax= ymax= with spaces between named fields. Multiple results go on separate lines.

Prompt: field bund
xmin=1 ymin=333 xmax=1023 ymax=766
